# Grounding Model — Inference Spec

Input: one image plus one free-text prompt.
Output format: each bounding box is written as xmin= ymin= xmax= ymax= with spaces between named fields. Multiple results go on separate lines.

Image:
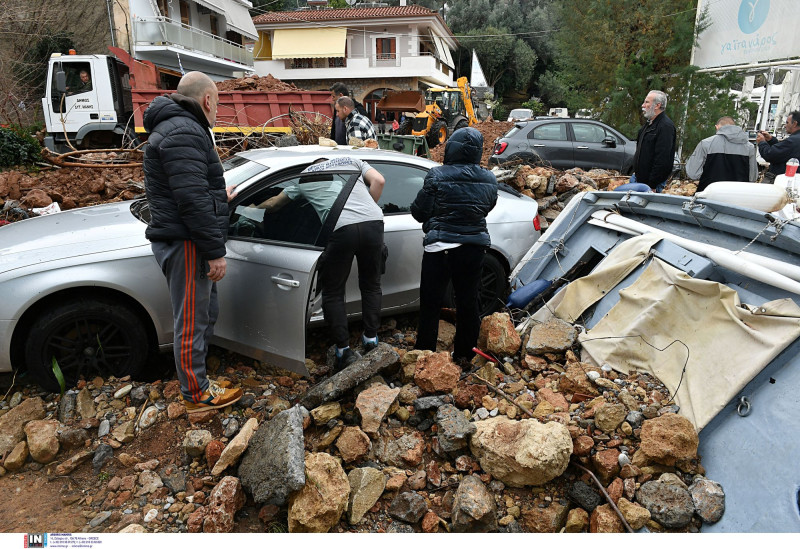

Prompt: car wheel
xmin=427 ymin=121 xmax=448 ymax=149
xmin=455 ymin=119 xmax=469 ymax=131
xmin=443 ymin=253 xmax=508 ymax=318
xmin=25 ymin=298 xmax=149 ymax=393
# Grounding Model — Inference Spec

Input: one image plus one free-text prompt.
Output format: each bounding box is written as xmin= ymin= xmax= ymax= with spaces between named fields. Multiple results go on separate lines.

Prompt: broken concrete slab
xmin=300 ymin=343 xmax=399 ymax=409
xmin=238 ymin=405 xmax=306 ymax=506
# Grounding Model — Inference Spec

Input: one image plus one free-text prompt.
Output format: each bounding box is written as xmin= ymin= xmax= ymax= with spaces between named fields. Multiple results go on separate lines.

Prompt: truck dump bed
xmin=131 ymin=89 xmax=334 ymax=135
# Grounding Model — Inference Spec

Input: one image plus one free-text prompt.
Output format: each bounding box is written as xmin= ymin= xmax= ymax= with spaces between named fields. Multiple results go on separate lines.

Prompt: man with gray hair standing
xmin=631 ymin=90 xmax=676 ymax=192
xmin=143 ymin=71 xmax=242 ymax=411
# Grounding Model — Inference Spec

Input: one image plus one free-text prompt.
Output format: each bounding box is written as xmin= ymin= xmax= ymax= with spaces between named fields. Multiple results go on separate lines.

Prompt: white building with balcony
xmin=110 ymin=0 xmax=258 ymax=86
xmin=251 ymin=4 xmax=459 ymax=121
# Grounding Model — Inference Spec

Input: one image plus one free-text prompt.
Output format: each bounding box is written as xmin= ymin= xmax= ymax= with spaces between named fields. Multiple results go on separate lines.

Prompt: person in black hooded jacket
xmin=143 ymin=71 xmax=242 ymax=411
xmin=411 ymin=127 xmax=498 ymax=362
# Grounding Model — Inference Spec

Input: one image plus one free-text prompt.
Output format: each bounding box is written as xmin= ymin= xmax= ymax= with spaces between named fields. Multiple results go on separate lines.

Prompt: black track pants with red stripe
xmin=151 ymin=240 xmax=218 ymax=403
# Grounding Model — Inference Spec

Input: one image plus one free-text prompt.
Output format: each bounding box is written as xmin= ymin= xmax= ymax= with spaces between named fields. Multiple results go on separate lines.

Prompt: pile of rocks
xmin=492 ymin=163 xmax=699 ymax=230
xmin=0 ymin=312 xmax=724 ymax=534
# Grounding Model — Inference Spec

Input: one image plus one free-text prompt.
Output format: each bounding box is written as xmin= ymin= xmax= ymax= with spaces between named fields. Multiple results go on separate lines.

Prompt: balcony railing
xmin=133 ymin=17 xmax=253 ymax=67
xmin=285 ymin=57 xmax=347 ymax=69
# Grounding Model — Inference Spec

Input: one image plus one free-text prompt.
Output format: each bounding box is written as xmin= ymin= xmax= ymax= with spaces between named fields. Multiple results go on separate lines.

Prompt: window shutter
xmin=376 ymin=39 xmax=383 ymax=56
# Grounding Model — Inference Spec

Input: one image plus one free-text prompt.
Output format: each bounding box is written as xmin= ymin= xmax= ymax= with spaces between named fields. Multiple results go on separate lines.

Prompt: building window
xmin=179 ymin=1 xmax=190 ymax=26
xmin=210 ymin=15 xmax=218 ymax=37
xmin=376 ymin=38 xmax=396 ymax=60
xmin=328 ymin=57 xmax=346 ymax=68
xmin=226 ymin=30 xmax=243 ymax=45
xmin=289 ymin=59 xmax=313 ymax=69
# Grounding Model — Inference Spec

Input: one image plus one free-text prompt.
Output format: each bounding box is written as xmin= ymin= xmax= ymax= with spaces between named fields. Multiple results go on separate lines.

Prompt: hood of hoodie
xmin=143 ymin=94 xmax=211 ymax=133
xmin=717 ymin=124 xmax=748 ymax=145
xmin=443 ymin=127 xmax=483 ymax=165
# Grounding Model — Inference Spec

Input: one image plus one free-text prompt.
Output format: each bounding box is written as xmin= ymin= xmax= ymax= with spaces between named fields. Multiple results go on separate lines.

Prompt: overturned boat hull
xmin=511 ymin=190 xmax=800 ymax=532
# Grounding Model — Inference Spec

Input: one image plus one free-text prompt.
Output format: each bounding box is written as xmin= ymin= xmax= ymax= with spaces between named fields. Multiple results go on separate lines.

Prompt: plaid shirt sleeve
xmin=346 ymin=112 xmax=377 ymax=141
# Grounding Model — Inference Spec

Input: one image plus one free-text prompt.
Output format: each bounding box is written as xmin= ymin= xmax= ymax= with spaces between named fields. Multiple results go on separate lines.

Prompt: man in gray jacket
xmin=686 ymin=116 xmax=757 ymax=191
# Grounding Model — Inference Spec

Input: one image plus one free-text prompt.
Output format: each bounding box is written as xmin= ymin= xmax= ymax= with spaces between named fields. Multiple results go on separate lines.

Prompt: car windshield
xmin=509 ymin=109 xmax=531 ymax=119
xmin=130 ymin=155 xmax=269 ymax=224
xmin=223 ymin=155 xmax=269 ymax=191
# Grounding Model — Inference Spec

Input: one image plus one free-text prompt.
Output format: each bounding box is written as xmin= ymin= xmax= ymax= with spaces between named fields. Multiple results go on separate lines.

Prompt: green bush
xmin=493 ymin=104 xmax=509 ymax=121
xmin=0 ymin=126 xmax=42 ymax=167
xmin=521 ymin=98 xmax=545 ymax=116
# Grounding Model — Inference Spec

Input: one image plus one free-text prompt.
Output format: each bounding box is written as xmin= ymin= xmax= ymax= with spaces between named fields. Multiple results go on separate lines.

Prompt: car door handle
xmin=271 ymin=276 xmax=300 ymax=288
xmin=532 ymin=144 xmax=546 ymax=147
xmin=576 ymin=146 xmax=589 ymax=149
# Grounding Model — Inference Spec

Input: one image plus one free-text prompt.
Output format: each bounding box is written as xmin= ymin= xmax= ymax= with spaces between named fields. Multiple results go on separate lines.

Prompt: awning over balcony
xmin=224 ymin=0 xmax=258 ymax=40
xmin=271 ymin=28 xmax=347 ymax=59
xmin=431 ymin=33 xmax=454 ymax=69
xmin=195 ymin=0 xmax=225 ymax=14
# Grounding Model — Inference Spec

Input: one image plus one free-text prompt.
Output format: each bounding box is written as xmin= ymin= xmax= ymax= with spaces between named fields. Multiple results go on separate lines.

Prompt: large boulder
xmin=469 ymin=416 xmax=572 ymax=487
xmin=373 ymin=429 xmax=426 ymax=468
xmin=211 ymin=417 xmax=258 ymax=476
xmin=347 ymin=467 xmax=386 ymax=525
xmin=636 ymin=413 xmax=698 ymax=467
xmin=355 ymin=384 xmax=400 ymax=434
xmin=24 ymin=420 xmax=60 ymax=463
xmin=525 ymin=318 xmax=577 ymax=355
xmin=451 ymin=475 xmax=498 ymax=532
xmin=288 ymin=453 xmax=350 ymax=532
xmin=478 ymin=312 xmax=521 ymax=357
xmin=201 ymin=476 xmax=246 ymax=533
xmin=414 ymin=352 xmax=460 ymax=394
xmin=239 ymin=406 xmax=306 ymax=505
xmin=0 ymin=397 xmax=46 ymax=458
xmin=636 ymin=479 xmax=695 ymax=528
xmin=435 ymin=404 xmax=477 ymax=453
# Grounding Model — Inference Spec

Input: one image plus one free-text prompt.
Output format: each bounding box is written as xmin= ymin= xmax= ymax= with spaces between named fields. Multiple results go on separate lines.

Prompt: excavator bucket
xmin=377 ymin=90 xmax=426 ymax=114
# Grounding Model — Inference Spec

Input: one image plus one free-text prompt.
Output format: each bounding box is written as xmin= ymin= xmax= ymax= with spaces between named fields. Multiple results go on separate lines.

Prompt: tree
xmin=446 ymin=0 xmax=557 ymax=97
xmin=546 ymin=0 xmax=742 ymax=159
xmin=250 ymin=0 xmax=288 ymax=14
xmin=0 ymin=0 xmax=109 ymax=126
xmin=458 ymin=26 xmax=537 ymax=97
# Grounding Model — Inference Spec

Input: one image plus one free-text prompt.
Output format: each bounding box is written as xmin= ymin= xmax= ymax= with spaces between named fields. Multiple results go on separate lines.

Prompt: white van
xmin=507 ymin=108 xmax=534 ymax=122
xmin=548 ymin=107 xmax=569 ymax=118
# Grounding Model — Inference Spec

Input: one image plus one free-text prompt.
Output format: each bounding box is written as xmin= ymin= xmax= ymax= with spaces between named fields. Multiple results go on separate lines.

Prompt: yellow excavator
xmin=377 ymin=76 xmax=479 ymax=149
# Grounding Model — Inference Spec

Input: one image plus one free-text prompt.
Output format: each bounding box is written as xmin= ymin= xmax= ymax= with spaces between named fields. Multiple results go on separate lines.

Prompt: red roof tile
xmin=253 ymin=5 xmax=442 ymax=25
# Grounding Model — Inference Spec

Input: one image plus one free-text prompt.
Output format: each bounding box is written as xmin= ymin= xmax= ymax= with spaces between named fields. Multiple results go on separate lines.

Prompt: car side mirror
xmin=55 ymin=70 xmax=67 ymax=94
xmin=602 ymin=137 xmax=616 ymax=148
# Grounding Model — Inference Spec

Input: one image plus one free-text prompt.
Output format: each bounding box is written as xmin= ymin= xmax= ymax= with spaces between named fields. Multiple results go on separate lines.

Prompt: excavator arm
xmin=457 ymin=76 xmax=479 ymax=126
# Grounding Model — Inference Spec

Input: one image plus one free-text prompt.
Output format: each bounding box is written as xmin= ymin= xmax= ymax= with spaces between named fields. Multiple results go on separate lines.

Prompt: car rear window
xmin=504 ymin=123 xmax=527 ymax=138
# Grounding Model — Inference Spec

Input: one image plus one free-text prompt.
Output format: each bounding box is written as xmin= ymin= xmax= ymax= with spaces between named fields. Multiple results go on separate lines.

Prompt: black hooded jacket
xmin=411 ymin=127 xmax=497 ymax=247
xmin=633 ymin=112 xmax=676 ymax=187
xmin=143 ymin=94 xmax=228 ymax=260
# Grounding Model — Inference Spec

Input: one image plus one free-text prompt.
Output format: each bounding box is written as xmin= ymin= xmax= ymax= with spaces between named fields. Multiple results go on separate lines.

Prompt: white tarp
xmin=532 ymin=234 xmax=800 ymax=431
xmin=470 ymin=50 xmax=488 ymax=88
xmin=693 ymin=0 xmax=800 ymax=69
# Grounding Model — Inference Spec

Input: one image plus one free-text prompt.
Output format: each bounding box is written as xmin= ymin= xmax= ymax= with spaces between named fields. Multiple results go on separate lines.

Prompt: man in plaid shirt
xmin=335 ymin=96 xmax=377 ymax=142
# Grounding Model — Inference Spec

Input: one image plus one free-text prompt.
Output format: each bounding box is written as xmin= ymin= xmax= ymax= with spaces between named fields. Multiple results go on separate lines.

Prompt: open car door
xmin=213 ymin=167 xmax=361 ymax=376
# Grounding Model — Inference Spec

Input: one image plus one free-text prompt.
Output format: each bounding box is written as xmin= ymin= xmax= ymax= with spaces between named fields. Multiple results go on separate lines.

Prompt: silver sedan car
xmin=0 ymin=146 xmax=540 ymax=391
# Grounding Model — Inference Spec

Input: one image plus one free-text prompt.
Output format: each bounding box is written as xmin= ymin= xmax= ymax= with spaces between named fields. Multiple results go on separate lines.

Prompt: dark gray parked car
xmin=490 ymin=117 xmax=637 ymax=173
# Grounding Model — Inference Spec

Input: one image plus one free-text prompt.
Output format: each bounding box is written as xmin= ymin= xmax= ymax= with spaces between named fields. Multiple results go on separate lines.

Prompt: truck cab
xmin=43 ymin=54 xmax=134 ymax=153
